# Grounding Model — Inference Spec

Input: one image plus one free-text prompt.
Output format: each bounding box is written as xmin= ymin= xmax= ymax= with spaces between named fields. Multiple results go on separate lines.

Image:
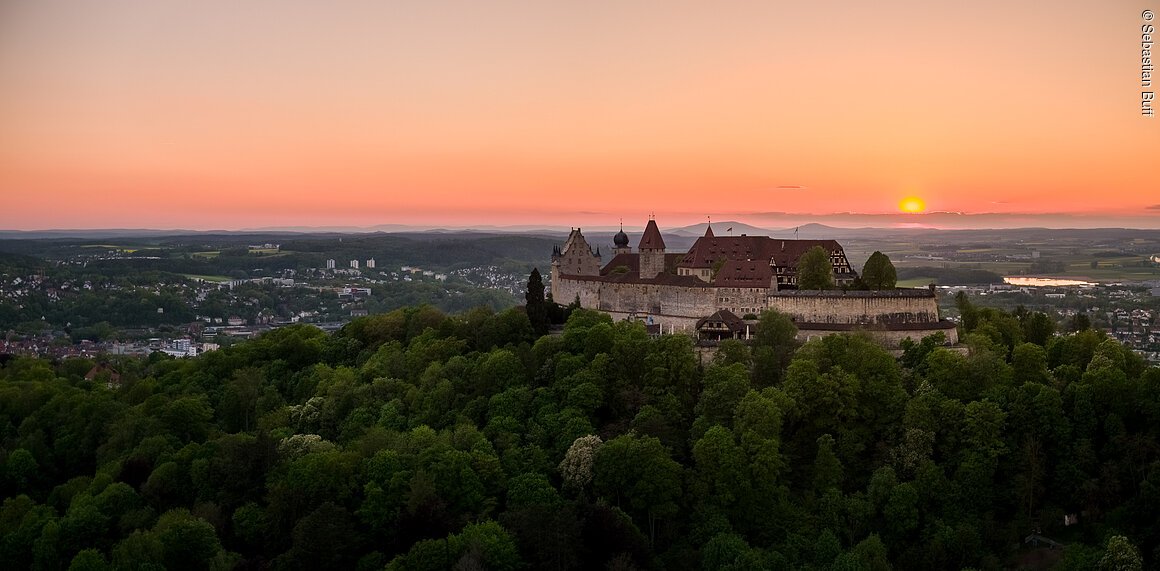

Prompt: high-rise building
xmin=326 ymin=259 xmax=336 ymax=269
xmin=366 ymin=258 xmax=376 ymax=269
xmin=351 ymin=260 xmax=360 ymax=269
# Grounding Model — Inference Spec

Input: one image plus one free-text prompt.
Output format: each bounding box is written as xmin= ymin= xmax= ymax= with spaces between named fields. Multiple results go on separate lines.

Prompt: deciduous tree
xmin=797 ymin=246 xmax=834 ymax=290
xmin=860 ymin=251 xmax=897 ymax=289
xmin=593 ymin=434 xmax=681 ymax=545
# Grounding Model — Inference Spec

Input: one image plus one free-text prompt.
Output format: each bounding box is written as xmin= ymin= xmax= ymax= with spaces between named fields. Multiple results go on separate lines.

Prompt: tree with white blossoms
xmin=287 ymin=396 xmax=325 ymax=432
xmin=278 ymin=433 xmax=336 ymax=459
xmin=558 ymin=434 xmax=603 ymax=492
xmin=1098 ymin=535 xmax=1143 ymax=571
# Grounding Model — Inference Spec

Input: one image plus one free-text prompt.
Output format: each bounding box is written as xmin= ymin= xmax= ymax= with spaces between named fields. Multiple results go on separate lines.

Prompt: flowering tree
xmin=559 ymin=435 xmax=603 ymax=492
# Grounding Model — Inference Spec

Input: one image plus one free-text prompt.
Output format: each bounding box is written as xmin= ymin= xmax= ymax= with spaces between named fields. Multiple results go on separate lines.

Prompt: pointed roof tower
xmin=638 ymin=219 xmax=666 ymax=251
xmin=704 ymin=223 xmax=714 ymax=238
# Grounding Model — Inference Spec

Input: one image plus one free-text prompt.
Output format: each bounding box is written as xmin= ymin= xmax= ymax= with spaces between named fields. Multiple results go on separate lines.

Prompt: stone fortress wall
xmin=717 ymin=287 xmax=770 ymax=317
xmin=550 ymin=223 xmax=959 ymax=349
xmin=552 ymin=276 xmax=717 ymax=318
xmin=552 ymin=272 xmax=960 ymax=346
xmin=550 ymin=273 xmax=602 ymax=308
xmin=796 ymin=322 xmax=960 ymax=346
xmin=768 ymin=289 xmax=940 ymax=325
xmin=554 ymin=275 xmax=948 ymax=326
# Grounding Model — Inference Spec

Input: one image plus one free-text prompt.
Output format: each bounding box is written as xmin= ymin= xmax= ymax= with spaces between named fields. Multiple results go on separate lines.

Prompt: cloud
xmin=753 ymin=186 xmax=807 ymax=192
xmin=1146 ymin=204 xmax=1160 ymax=210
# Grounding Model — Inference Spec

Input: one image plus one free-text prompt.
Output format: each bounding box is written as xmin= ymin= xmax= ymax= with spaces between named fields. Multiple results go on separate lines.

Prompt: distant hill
xmin=0 ymin=229 xmax=220 ymax=240
xmin=669 ymin=222 xmax=900 ymax=241
xmin=4 ymin=224 xmax=1159 ymax=247
xmin=669 ymin=221 xmax=775 ymax=237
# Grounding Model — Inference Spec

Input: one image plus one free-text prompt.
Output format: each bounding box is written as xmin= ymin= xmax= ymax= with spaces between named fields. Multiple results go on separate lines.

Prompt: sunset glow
xmin=899 ymin=197 xmax=926 ymax=214
xmin=1 ymin=1 xmax=1158 ymax=230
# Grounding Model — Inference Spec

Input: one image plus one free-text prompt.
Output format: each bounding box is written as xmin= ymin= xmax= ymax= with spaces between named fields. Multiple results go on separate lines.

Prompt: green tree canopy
xmin=1098 ymin=535 xmax=1143 ymax=571
xmin=860 ymin=251 xmax=897 ymax=289
xmin=752 ymin=309 xmax=799 ymax=387
xmin=1 ymin=296 xmax=1158 ymax=570
xmin=593 ymin=434 xmax=682 ymax=545
xmin=797 ymin=246 xmax=834 ymax=290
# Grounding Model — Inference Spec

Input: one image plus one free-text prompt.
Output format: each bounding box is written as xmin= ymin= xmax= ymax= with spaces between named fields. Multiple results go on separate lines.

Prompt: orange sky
xmin=1 ymin=0 xmax=1158 ymax=230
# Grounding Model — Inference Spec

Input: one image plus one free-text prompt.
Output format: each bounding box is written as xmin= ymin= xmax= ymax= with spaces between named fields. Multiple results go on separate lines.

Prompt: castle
xmin=550 ymin=220 xmax=958 ymax=347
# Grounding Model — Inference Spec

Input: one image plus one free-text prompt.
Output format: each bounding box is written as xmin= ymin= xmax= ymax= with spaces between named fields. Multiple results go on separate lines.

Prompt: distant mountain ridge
xmin=4 ymin=222 xmax=1160 ymax=242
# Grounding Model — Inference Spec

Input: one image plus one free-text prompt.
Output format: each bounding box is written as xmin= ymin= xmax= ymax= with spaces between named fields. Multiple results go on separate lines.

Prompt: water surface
xmin=1003 ymin=277 xmax=1095 ymax=287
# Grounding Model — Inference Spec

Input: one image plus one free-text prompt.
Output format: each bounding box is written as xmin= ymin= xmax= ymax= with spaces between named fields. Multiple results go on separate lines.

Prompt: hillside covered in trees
xmin=1 ymin=300 xmax=1158 ymax=570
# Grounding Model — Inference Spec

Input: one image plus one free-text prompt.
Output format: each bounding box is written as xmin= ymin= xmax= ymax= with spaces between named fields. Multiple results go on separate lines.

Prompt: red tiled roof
xmin=638 ymin=219 xmax=666 ymax=250
xmin=696 ymin=309 xmax=745 ymax=331
xmin=580 ymin=223 xmax=847 ymax=288
xmin=664 ymin=252 xmax=686 ymax=270
xmin=680 ymin=236 xmax=843 ymax=269
xmin=85 ymin=365 xmax=120 ymax=382
xmin=712 ymin=259 xmax=774 ymax=287
xmin=600 ymin=253 xmax=685 ymax=277
xmin=647 ymin=272 xmax=709 ymax=287
xmin=767 ymin=239 xmax=844 ymax=267
xmin=600 ymin=253 xmax=639 ymax=276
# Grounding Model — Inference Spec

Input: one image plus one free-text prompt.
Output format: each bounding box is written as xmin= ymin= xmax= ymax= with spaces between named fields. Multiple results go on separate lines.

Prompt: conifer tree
xmin=525 ymin=268 xmax=549 ymax=336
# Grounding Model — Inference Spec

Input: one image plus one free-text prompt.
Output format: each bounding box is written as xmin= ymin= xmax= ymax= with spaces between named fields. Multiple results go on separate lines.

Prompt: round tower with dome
xmin=611 ymin=223 xmax=631 ymax=255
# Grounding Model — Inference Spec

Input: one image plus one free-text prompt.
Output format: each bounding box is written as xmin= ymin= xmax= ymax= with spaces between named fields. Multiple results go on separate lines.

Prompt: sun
xmin=899 ymin=196 xmax=926 ymax=214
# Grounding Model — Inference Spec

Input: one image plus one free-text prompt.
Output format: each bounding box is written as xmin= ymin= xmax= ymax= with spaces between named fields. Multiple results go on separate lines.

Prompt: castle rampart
xmin=550 ymin=222 xmax=958 ymax=349
xmin=768 ymin=289 xmax=940 ymax=325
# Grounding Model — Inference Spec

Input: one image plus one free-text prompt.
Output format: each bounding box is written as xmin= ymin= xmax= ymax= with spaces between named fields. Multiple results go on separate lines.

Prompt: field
xmin=842 ymin=228 xmax=1160 ymax=284
xmin=179 ymin=273 xmax=232 ymax=283
xmin=896 ymin=276 xmax=938 ymax=288
xmin=79 ymin=244 xmax=163 ymax=254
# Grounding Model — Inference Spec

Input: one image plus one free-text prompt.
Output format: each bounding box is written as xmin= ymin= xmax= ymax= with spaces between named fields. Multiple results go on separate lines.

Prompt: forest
xmin=0 ymin=295 xmax=1157 ymax=570
xmin=0 ymin=233 xmax=558 ymax=278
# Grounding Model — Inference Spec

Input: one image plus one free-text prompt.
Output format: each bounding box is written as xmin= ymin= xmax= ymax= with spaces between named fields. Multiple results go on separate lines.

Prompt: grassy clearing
xmin=896 ymin=277 xmax=938 ymax=288
xmin=852 ymin=235 xmax=1160 ymax=283
xmin=80 ymin=244 xmax=160 ymax=253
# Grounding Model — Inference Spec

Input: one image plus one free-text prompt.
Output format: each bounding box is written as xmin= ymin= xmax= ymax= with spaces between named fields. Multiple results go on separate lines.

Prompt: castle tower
xmin=550 ymin=228 xmax=601 ymax=300
xmin=611 ymin=222 xmax=631 ymax=255
xmin=638 ymin=218 xmax=666 ymax=279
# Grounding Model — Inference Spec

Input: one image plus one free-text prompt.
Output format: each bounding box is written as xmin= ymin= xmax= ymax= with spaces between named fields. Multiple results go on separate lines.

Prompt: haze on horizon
xmin=1 ymin=0 xmax=1158 ymax=231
